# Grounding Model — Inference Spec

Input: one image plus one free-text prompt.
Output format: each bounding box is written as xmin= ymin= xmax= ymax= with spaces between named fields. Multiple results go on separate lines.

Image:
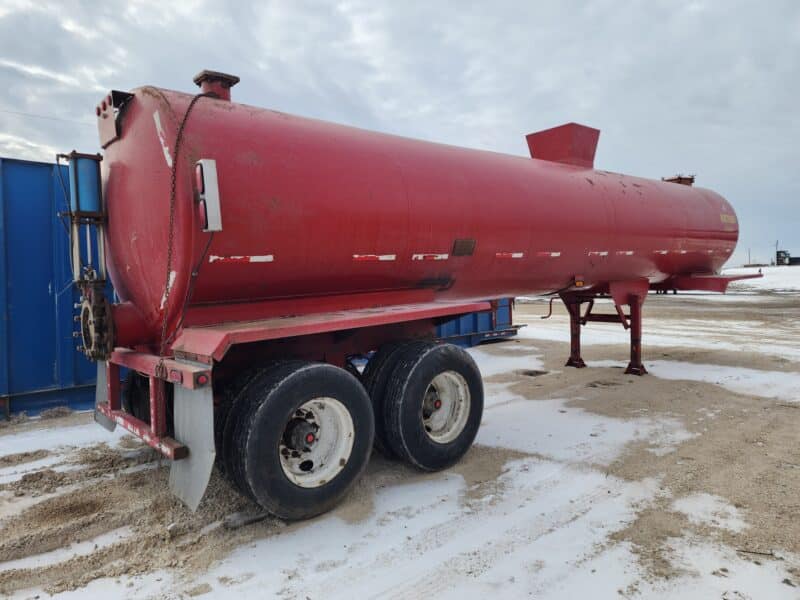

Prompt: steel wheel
xmin=383 ymin=343 xmax=483 ymax=471
xmin=279 ymin=397 xmax=355 ymax=488
xmin=231 ymin=361 xmax=374 ymax=520
xmin=422 ymin=371 xmax=471 ymax=444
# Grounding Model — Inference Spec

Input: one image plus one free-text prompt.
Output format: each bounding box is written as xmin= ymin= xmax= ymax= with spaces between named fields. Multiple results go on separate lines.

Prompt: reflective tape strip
xmin=535 ymin=251 xmax=561 ymax=258
xmin=496 ymin=252 xmax=525 ymax=259
xmin=653 ymin=250 xmax=669 ymax=255
xmin=352 ymin=254 xmax=396 ymax=262
xmin=616 ymin=250 xmax=634 ymax=256
xmin=412 ymin=253 xmax=449 ymax=261
xmin=209 ymin=255 xmax=274 ymax=264
xmin=588 ymin=251 xmax=609 ymax=257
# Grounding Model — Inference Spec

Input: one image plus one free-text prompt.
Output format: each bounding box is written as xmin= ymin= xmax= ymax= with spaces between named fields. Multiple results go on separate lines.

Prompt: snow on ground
xmin=548 ymin=538 xmax=798 ymax=600
xmin=515 ymin=309 xmax=800 ymax=362
xmin=477 ymin=385 xmax=692 ymax=463
xmin=0 ymin=421 xmax=128 ymax=457
xmin=0 ymin=527 xmax=133 ymax=574
xmin=466 ymin=345 xmax=545 ymax=377
xmin=192 ymin=462 xmax=662 ymax=600
xmin=671 ymin=493 xmax=747 ymax=533
xmin=590 ymin=360 xmax=800 ymax=403
xmin=724 ymin=265 xmax=800 ymax=293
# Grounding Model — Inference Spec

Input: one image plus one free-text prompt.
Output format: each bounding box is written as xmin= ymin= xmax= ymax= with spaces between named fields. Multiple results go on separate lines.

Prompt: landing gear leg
xmin=624 ymin=294 xmax=647 ymax=376
xmin=563 ymin=299 xmax=586 ymax=368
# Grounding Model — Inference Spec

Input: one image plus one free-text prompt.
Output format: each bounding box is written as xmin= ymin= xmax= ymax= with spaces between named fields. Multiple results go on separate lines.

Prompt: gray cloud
xmin=0 ymin=0 xmax=797 ymax=264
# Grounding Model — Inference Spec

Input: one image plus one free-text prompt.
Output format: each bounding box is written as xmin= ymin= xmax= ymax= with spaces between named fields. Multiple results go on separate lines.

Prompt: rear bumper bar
xmin=95 ymin=350 xmax=213 ymax=460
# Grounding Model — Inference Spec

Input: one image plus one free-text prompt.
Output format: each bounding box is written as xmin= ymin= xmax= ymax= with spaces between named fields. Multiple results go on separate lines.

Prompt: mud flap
xmin=169 ymin=385 xmax=216 ymax=511
xmin=93 ymin=361 xmax=116 ymax=432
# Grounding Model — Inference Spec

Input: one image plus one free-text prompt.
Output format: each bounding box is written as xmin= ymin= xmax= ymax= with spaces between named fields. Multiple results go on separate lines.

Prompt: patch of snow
xmin=637 ymin=538 xmax=799 ymax=599
xmin=0 ymin=527 xmax=133 ymax=573
xmin=187 ymin=464 xmax=661 ymax=600
xmin=516 ymin=314 xmax=800 ymax=362
xmin=478 ymin=388 xmax=692 ymax=465
xmin=724 ymin=265 xmax=800 ymax=293
xmin=591 ymin=360 xmax=800 ymax=403
xmin=0 ymin=453 xmax=65 ymax=483
xmin=467 ymin=346 xmax=544 ymax=377
xmin=0 ymin=422 xmax=128 ymax=457
xmin=671 ymin=493 xmax=747 ymax=533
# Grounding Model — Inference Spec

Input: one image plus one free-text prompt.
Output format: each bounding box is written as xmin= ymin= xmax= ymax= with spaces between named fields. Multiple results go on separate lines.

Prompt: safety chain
xmin=157 ymin=93 xmax=211 ymax=372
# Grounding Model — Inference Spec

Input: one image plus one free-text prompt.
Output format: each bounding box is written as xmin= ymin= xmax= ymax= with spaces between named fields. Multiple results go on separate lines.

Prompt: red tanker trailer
xmin=64 ymin=71 xmax=756 ymax=518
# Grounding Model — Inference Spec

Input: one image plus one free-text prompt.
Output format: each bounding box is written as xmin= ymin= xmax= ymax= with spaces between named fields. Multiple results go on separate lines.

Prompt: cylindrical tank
xmin=99 ymin=75 xmax=738 ymax=350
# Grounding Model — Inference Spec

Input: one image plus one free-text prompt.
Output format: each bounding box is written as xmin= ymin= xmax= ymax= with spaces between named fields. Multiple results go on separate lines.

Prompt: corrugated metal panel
xmin=0 ymin=157 xmax=97 ymax=414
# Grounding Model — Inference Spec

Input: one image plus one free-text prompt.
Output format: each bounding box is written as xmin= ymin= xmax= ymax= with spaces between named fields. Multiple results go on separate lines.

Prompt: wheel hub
xmin=278 ymin=398 xmax=355 ymax=488
xmin=283 ymin=418 xmax=318 ymax=451
xmin=421 ymin=371 xmax=471 ymax=444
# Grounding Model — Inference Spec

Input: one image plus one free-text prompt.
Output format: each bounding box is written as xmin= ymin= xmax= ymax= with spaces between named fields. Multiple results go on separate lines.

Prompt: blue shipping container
xmin=0 ymin=157 xmax=98 ymax=415
xmin=436 ymin=299 xmax=521 ymax=347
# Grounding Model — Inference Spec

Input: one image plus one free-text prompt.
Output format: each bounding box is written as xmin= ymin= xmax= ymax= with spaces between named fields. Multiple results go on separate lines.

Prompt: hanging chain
xmin=157 ymin=93 xmax=210 ymax=366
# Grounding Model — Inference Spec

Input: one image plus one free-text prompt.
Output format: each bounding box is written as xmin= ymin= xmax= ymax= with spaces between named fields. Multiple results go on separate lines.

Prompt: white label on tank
xmin=153 ymin=110 xmax=173 ymax=169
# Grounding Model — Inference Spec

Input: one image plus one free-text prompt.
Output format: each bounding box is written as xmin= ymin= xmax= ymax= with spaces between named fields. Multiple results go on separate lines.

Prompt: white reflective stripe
xmin=535 ymin=251 xmax=561 ymax=258
xmin=352 ymin=254 xmax=396 ymax=262
xmin=209 ymin=255 xmax=274 ymax=263
xmin=653 ymin=250 xmax=669 ymax=255
xmin=496 ymin=252 xmax=525 ymax=259
xmin=412 ymin=253 xmax=449 ymax=261
xmin=616 ymin=250 xmax=634 ymax=256
xmin=588 ymin=251 xmax=609 ymax=257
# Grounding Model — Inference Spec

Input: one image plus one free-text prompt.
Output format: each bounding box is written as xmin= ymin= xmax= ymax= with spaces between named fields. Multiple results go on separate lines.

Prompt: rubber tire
xmin=121 ymin=372 xmax=175 ymax=436
xmin=222 ymin=362 xmax=287 ymax=496
xmin=214 ymin=368 xmax=262 ymax=477
xmin=362 ymin=340 xmax=435 ymax=457
xmin=383 ymin=343 xmax=483 ymax=471
xmin=121 ymin=372 xmax=149 ymax=423
xmin=234 ymin=362 xmax=375 ymax=520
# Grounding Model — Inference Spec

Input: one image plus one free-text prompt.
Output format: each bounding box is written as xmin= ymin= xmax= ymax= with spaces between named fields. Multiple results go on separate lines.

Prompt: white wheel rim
xmin=279 ymin=397 xmax=355 ymax=488
xmin=422 ymin=371 xmax=471 ymax=444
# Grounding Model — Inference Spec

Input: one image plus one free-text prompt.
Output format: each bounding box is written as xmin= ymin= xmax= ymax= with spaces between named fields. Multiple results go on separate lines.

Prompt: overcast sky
xmin=0 ymin=0 xmax=797 ymax=266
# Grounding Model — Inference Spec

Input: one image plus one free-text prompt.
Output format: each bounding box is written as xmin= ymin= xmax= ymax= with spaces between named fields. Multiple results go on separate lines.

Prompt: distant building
xmin=776 ymin=250 xmax=800 ymax=266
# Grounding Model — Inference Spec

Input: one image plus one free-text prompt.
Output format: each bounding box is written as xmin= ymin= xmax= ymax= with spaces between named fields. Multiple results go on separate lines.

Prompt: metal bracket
xmin=97 ymin=90 xmax=134 ymax=148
